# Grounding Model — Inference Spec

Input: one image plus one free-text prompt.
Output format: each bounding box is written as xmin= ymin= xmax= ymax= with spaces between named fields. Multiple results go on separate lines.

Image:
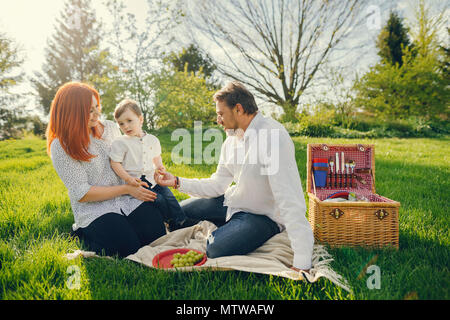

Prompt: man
xmin=155 ymin=81 xmax=314 ymax=271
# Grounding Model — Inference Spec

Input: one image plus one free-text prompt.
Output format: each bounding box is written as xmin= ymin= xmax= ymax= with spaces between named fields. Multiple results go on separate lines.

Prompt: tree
xmin=354 ymin=49 xmax=448 ymax=121
xmin=152 ymin=66 xmax=217 ymax=129
xmin=31 ymin=0 xmax=109 ymax=114
xmin=376 ymin=11 xmax=411 ymax=67
xmin=409 ymin=0 xmax=445 ymax=59
xmin=86 ymin=49 xmax=124 ymax=117
xmin=317 ymin=66 xmax=357 ymax=129
xmin=0 ymin=32 xmax=23 ymax=92
xmin=0 ymin=31 xmax=27 ymax=140
xmin=408 ymin=0 xmax=450 ymax=121
xmin=105 ymin=0 xmax=183 ymax=130
xmin=438 ymin=28 xmax=449 ymax=79
xmin=164 ymin=44 xmax=217 ymax=82
xmin=354 ymin=0 xmax=449 ymax=122
xmin=183 ymin=0 xmax=368 ymax=121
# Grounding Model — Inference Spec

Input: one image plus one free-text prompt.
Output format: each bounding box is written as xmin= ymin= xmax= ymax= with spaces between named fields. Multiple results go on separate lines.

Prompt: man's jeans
xmin=180 ymin=195 xmax=280 ymax=258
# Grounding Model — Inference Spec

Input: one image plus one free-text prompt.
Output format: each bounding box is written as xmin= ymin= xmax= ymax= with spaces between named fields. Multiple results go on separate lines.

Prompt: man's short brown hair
xmin=114 ymin=99 xmax=142 ymax=119
xmin=213 ymin=81 xmax=258 ymax=115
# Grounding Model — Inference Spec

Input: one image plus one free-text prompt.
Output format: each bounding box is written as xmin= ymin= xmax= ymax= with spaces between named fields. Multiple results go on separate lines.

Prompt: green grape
xmin=171 ymin=250 xmax=205 ymax=267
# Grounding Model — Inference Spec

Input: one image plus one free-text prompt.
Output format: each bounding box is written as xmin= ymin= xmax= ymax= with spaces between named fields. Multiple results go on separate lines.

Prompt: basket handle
xmin=330 ymin=208 xmax=344 ymax=219
xmin=375 ymin=209 xmax=388 ymax=220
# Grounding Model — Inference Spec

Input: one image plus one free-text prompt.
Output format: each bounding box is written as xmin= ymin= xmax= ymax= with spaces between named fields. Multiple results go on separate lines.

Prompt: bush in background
xmin=281 ymin=113 xmax=447 ymax=139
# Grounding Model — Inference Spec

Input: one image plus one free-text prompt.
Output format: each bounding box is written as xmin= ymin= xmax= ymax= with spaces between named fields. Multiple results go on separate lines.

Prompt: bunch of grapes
xmin=171 ymin=250 xmax=204 ymax=268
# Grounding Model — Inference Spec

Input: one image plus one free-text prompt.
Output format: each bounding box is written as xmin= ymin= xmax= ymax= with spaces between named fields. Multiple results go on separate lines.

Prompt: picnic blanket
xmin=66 ymin=221 xmax=351 ymax=292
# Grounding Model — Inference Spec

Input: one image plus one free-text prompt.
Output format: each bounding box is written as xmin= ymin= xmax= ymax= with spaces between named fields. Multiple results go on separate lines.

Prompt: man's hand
xmin=154 ymin=171 xmax=177 ymax=188
xmin=290 ymin=266 xmax=310 ymax=273
xmin=290 ymin=267 xmax=311 ymax=282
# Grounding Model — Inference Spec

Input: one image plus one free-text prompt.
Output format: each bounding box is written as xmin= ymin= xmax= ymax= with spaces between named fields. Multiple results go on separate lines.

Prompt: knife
xmin=334 ymin=152 xmax=339 ymax=188
xmin=341 ymin=152 xmax=344 ymax=188
xmin=328 ymin=157 xmax=334 ymax=188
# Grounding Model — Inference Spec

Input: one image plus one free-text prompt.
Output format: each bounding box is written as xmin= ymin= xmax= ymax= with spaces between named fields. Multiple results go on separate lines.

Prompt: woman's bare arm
xmin=79 ymin=184 xmax=156 ymax=203
xmin=79 ymin=184 xmax=129 ymax=202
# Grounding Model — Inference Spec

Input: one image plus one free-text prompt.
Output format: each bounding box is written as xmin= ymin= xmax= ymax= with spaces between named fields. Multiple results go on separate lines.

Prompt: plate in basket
xmin=152 ymin=248 xmax=207 ymax=269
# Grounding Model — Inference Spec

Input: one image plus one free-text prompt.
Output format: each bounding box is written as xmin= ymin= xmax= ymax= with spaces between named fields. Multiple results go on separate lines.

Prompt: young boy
xmin=110 ymin=99 xmax=186 ymax=231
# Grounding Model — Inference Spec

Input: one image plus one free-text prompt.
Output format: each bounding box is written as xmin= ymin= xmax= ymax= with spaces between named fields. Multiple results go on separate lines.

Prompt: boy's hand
xmin=126 ymin=177 xmax=143 ymax=187
xmin=154 ymin=166 xmax=166 ymax=184
xmin=156 ymin=165 xmax=166 ymax=175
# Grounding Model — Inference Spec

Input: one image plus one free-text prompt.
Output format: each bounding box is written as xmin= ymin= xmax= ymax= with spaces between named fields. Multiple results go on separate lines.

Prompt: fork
xmin=345 ymin=162 xmax=350 ymax=188
xmin=349 ymin=160 xmax=356 ymax=188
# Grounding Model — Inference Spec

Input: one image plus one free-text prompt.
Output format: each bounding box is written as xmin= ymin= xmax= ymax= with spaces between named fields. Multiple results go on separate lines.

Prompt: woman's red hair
xmin=46 ymin=82 xmax=102 ymax=161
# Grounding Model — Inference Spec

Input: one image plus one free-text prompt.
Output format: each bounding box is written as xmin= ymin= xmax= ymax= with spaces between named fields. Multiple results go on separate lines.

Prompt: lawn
xmin=0 ymin=133 xmax=449 ymax=300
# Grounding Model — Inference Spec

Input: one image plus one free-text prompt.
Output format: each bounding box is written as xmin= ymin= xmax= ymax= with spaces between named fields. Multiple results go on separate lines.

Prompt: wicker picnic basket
xmin=306 ymin=144 xmax=400 ymax=249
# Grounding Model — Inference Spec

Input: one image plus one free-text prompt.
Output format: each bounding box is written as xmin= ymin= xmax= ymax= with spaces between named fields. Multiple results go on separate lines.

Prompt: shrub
xmin=283 ymin=116 xmax=335 ymax=137
xmin=283 ymin=113 xmax=446 ymax=139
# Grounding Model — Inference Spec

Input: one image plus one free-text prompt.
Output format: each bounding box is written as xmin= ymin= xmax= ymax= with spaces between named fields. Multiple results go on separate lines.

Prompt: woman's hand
xmin=154 ymin=171 xmax=177 ymax=188
xmin=126 ymin=184 xmax=157 ymax=202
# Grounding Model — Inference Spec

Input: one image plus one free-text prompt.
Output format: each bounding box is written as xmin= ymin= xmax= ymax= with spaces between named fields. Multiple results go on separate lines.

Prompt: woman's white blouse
xmin=50 ymin=120 xmax=143 ymax=231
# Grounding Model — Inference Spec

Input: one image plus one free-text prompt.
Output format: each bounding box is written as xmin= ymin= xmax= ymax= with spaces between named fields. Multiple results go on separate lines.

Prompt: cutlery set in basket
xmin=307 ymin=144 xmax=400 ymax=249
xmin=312 ymin=152 xmax=358 ymax=190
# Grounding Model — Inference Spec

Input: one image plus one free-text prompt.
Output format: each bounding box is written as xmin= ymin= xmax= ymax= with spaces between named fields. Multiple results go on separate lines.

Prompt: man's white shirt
xmin=179 ymin=112 xmax=314 ymax=269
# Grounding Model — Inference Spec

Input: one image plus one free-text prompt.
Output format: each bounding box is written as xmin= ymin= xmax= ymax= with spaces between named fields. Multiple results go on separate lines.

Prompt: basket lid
xmin=306 ymin=144 xmax=376 ymax=195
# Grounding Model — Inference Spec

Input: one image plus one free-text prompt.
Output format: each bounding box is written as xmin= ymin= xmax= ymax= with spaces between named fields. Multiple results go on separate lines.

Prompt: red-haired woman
xmin=47 ymin=82 xmax=166 ymax=257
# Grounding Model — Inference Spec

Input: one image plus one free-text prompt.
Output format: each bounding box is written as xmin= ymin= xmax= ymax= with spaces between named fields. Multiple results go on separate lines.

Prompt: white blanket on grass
xmin=66 ymin=221 xmax=351 ymax=292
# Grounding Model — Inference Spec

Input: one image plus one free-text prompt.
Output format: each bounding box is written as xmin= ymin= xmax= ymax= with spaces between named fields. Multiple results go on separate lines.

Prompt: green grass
xmin=0 ymin=134 xmax=449 ymax=300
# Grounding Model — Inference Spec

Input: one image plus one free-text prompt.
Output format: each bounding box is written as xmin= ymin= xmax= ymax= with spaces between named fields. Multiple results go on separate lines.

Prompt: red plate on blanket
xmin=152 ymin=248 xmax=207 ymax=269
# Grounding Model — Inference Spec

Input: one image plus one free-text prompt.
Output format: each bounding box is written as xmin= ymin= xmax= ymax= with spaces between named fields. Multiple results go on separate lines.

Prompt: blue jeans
xmin=180 ymin=195 xmax=280 ymax=258
xmin=141 ymin=176 xmax=186 ymax=226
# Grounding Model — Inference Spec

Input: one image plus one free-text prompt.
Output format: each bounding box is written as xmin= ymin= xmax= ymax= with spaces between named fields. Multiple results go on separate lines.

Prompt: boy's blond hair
xmin=114 ymin=99 xmax=142 ymax=119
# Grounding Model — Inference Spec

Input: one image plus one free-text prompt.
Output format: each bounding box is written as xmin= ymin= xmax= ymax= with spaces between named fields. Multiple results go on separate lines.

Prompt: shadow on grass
xmin=327 ymin=231 xmax=450 ymax=300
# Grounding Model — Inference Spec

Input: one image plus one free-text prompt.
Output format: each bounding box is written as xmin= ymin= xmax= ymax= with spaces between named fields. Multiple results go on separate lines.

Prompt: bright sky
xmin=0 ymin=0 xmax=148 ymax=74
xmin=0 ymin=0 xmax=148 ymax=116
xmin=0 ymin=1 xmax=61 ymax=88
xmin=0 ymin=0 xmax=448 ymax=115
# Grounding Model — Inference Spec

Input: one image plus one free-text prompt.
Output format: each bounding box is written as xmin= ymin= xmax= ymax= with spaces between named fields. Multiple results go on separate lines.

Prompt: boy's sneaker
xmin=167 ymin=218 xmax=198 ymax=232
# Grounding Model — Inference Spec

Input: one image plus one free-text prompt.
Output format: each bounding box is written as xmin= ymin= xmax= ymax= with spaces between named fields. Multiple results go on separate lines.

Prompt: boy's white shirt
xmin=110 ymin=133 xmax=162 ymax=187
xmin=178 ymin=113 xmax=314 ymax=270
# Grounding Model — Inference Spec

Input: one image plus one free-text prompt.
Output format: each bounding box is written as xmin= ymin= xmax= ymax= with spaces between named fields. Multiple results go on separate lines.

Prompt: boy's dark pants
xmin=140 ymin=175 xmax=186 ymax=226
